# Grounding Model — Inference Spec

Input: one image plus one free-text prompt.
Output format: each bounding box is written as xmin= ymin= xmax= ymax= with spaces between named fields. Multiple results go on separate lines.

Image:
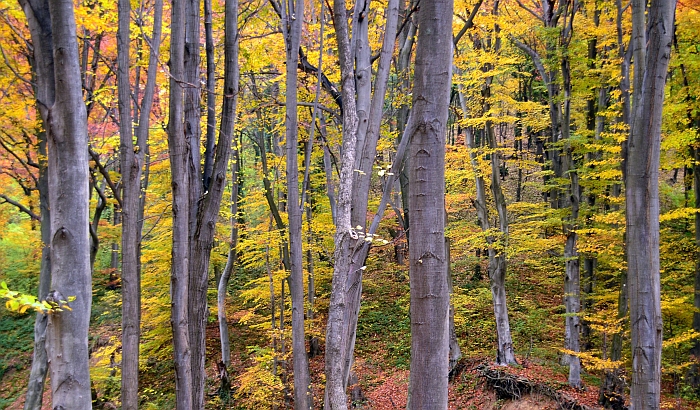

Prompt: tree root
xmin=476 ymin=363 xmax=606 ymax=410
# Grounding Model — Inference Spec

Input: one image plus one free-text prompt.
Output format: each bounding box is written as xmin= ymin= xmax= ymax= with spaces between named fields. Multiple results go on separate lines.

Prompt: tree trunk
xmin=182 ymin=0 xmax=207 ymax=405
xmin=23 ymin=124 xmax=50 ymax=410
xmin=43 ymin=0 xmax=93 ymax=406
xmin=19 ymin=0 xmax=55 ymax=404
xmin=325 ymin=0 xmax=360 ymax=407
xmin=216 ymin=0 xmax=240 ymax=377
xmin=282 ymin=0 xmax=312 ymax=407
xmin=459 ymin=20 xmax=517 ymax=363
xmin=323 ymin=0 xmax=399 ymax=404
xmin=117 ymin=0 xmax=140 ymax=405
xmin=446 ymin=237 xmax=462 ymax=372
xmin=407 ymin=0 xmax=453 ymax=406
xmin=626 ymin=1 xmax=675 ymax=408
xmin=117 ymin=0 xmax=163 ymax=405
xmin=486 ymin=123 xmax=517 ymax=366
xmin=167 ymin=0 xmax=193 ymax=406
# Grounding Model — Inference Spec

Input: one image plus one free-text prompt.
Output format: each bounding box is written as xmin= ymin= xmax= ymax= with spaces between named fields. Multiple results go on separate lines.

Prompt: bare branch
xmin=0 ymin=193 xmax=40 ymax=221
xmin=454 ymin=0 xmax=484 ymax=46
xmin=88 ymin=146 xmax=123 ymax=208
xmin=515 ymin=0 xmax=544 ymax=23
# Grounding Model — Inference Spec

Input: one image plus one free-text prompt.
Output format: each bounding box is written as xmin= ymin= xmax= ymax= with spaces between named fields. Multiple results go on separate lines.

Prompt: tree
xmin=117 ymin=0 xmax=163 ymax=406
xmin=324 ymin=0 xmax=399 ymax=404
xmin=457 ymin=0 xmax=517 ymax=367
xmin=279 ymin=0 xmax=312 ymax=406
xmin=626 ymin=0 xmax=676 ymax=407
xmin=510 ymin=0 xmax=582 ymax=386
xmin=217 ymin=0 xmax=241 ymax=378
xmin=19 ymin=0 xmax=93 ymax=407
xmin=167 ymin=0 xmax=194 ymax=406
xmin=407 ymin=0 xmax=453 ymax=406
xmin=16 ymin=0 xmax=54 ymax=406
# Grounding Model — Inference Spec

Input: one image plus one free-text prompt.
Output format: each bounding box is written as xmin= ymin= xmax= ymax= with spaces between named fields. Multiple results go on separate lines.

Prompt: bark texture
xmin=626 ymin=1 xmax=675 ymax=408
xmin=218 ymin=0 xmax=240 ymax=369
xmin=19 ymin=0 xmax=55 ymax=407
xmin=118 ymin=0 xmax=163 ymax=405
xmin=282 ymin=0 xmax=312 ymax=407
xmin=167 ymin=0 xmax=193 ymax=407
xmin=407 ymin=0 xmax=453 ymax=407
xmin=325 ymin=0 xmax=360 ymax=407
xmin=45 ymin=0 xmax=93 ymax=407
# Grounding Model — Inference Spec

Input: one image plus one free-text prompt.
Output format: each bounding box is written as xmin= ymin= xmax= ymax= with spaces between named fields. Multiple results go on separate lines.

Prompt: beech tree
xmin=457 ymin=0 xmax=516 ymax=366
xmin=167 ymin=0 xmax=193 ymax=406
xmin=18 ymin=0 xmax=93 ymax=407
xmin=626 ymin=0 xmax=676 ymax=407
xmin=510 ymin=0 xmax=582 ymax=386
xmin=283 ymin=0 xmax=313 ymax=407
xmin=407 ymin=0 xmax=453 ymax=406
xmin=117 ymin=0 xmax=163 ymax=406
xmin=324 ymin=0 xmax=399 ymax=405
xmin=217 ymin=0 xmax=241 ymax=377
xmin=17 ymin=0 xmax=54 ymax=407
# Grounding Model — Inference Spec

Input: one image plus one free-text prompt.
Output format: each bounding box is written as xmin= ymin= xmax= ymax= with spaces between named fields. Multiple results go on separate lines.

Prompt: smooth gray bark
xmin=407 ymin=0 xmax=453 ymax=406
xmin=219 ymin=78 xmax=240 ymax=373
xmin=217 ymin=0 xmax=241 ymax=372
xmin=117 ymin=0 xmax=163 ymax=406
xmin=626 ymin=1 xmax=675 ymax=408
xmin=456 ymin=0 xmax=515 ymax=365
xmin=324 ymin=0 xmax=400 ymax=405
xmin=19 ymin=0 xmax=55 ymax=407
xmin=44 ymin=0 xmax=93 ymax=406
xmin=325 ymin=0 xmax=360 ymax=407
xmin=280 ymin=0 xmax=312 ymax=407
xmin=117 ymin=0 xmax=139 ymax=405
xmin=167 ymin=0 xmax=193 ymax=406
xmin=511 ymin=1 xmax=581 ymax=384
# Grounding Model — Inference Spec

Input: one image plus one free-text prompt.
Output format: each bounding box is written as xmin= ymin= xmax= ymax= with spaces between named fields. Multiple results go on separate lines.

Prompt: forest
xmin=0 ymin=0 xmax=694 ymax=408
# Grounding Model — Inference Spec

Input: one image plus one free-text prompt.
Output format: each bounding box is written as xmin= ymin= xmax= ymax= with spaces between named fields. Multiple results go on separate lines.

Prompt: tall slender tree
xmin=280 ymin=0 xmax=312 ymax=406
xmin=217 ymin=0 xmax=241 ymax=373
xmin=407 ymin=0 xmax=453 ymax=406
xmin=167 ymin=0 xmax=193 ymax=407
xmin=626 ymin=0 xmax=676 ymax=408
xmin=18 ymin=0 xmax=55 ymax=406
xmin=117 ymin=0 xmax=163 ymax=406
xmin=17 ymin=0 xmax=93 ymax=407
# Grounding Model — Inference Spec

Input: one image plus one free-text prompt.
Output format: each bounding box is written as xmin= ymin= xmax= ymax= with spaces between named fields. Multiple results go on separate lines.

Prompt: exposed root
xmin=477 ymin=363 xmax=606 ymax=410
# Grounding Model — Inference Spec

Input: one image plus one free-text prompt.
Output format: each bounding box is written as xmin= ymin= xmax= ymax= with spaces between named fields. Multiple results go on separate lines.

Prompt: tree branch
xmin=515 ymin=0 xmax=544 ymax=23
xmin=508 ymin=34 xmax=550 ymax=86
xmin=454 ymin=0 xmax=484 ymax=46
xmin=88 ymin=146 xmax=123 ymax=208
xmin=0 ymin=194 xmax=40 ymax=221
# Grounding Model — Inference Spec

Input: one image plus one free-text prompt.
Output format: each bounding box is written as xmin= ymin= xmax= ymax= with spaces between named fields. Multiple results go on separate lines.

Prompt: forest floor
xmin=1 ymin=314 xmax=699 ymax=409
xmin=1 ymin=256 xmax=700 ymax=409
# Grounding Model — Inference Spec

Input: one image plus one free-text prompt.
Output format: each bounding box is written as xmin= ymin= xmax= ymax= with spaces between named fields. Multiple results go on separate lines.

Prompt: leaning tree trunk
xmin=217 ymin=0 xmax=240 ymax=370
xmin=626 ymin=0 xmax=675 ymax=408
xmin=335 ymin=0 xmax=399 ymax=398
xmin=19 ymin=0 xmax=55 ymax=406
xmin=461 ymin=2 xmax=517 ymax=365
xmin=407 ymin=0 xmax=453 ymax=407
xmin=42 ymin=0 xmax=93 ymax=406
xmin=486 ymin=122 xmax=518 ymax=366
